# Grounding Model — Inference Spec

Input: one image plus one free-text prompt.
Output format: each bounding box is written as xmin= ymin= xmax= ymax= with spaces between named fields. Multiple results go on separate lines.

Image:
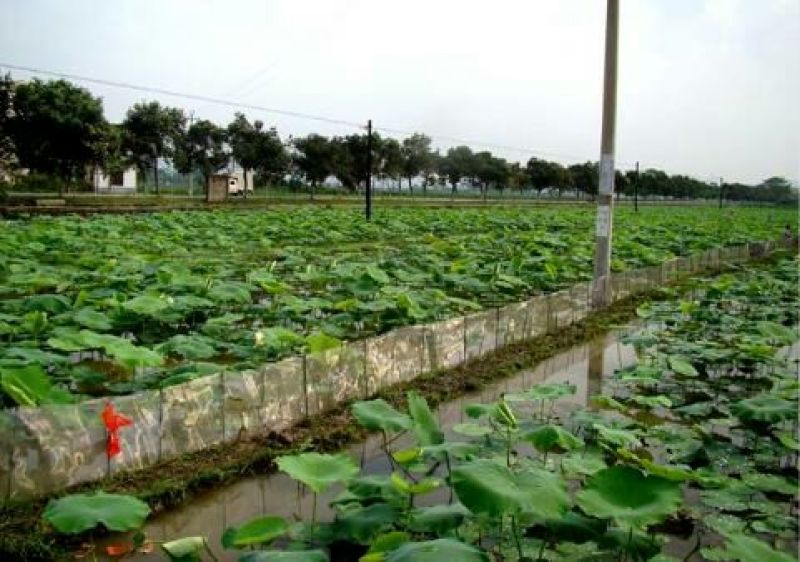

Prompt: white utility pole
xmin=591 ymin=0 xmax=620 ymax=308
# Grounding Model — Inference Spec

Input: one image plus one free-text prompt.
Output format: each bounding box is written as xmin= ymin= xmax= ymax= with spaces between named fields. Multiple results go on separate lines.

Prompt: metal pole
xmin=187 ymin=111 xmax=195 ymax=197
xmin=366 ymin=119 xmax=373 ymax=221
xmin=591 ymin=0 xmax=620 ymax=308
xmin=718 ymin=176 xmax=724 ymax=209
xmin=634 ymin=161 xmax=639 ymax=212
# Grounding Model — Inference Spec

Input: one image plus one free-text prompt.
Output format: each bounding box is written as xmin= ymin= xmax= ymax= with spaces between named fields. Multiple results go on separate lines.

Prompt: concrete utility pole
xmin=591 ymin=0 xmax=620 ymax=308
xmin=634 ymin=161 xmax=639 ymax=212
xmin=188 ymin=110 xmax=195 ymax=197
xmin=718 ymin=176 xmax=724 ymax=209
xmin=366 ymin=119 xmax=373 ymax=221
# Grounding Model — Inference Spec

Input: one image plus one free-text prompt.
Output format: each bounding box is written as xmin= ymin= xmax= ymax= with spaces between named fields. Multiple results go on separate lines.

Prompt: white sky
xmin=2 ymin=0 xmax=798 ymax=184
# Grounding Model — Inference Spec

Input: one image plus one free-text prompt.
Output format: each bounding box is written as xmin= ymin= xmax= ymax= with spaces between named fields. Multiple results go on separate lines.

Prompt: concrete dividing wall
xmin=0 ymin=240 xmax=782 ymax=501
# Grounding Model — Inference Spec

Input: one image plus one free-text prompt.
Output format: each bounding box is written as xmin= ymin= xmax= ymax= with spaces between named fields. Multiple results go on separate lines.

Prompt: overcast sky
xmin=2 ymin=0 xmax=798 ymax=185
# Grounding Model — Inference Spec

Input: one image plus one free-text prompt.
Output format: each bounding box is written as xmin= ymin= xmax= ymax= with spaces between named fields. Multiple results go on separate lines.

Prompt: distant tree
xmin=329 ymin=132 xmax=381 ymax=192
xmin=7 ymin=78 xmax=107 ymax=191
xmin=400 ymin=133 xmax=433 ymax=193
xmin=440 ymin=146 xmax=474 ymax=193
xmin=507 ymin=162 xmax=528 ymax=192
xmin=0 ymin=73 xmax=16 ymax=179
xmin=227 ymin=112 xmax=259 ymax=196
xmin=253 ymin=125 xmax=289 ymax=188
xmin=228 ymin=113 xmax=289 ymax=195
xmin=474 ymin=151 xmax=509 ymax=195
xmin=379 ymin=137 xmax=403 ymax=191
xmin=293 ymin=134 xmax=335 ymax=193
xmin=121 ymin=101 xmax=185 ymax=193
xmin=174 ymin=119 xmax=227 ymax=191
xmin=758 ymin=176 xmax=793 ymax=203
xmin=568 ymin=162 xmax=599 ymax=198
xmin=526 ymin=158 xmax=561 ymax=196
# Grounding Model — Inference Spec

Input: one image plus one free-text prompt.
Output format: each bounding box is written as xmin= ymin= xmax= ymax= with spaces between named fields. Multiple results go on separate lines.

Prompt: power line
xmin=0 ymin=61 xmax=364 ymax=130
xmin=1 ymin=61 xmax=599 ymax=165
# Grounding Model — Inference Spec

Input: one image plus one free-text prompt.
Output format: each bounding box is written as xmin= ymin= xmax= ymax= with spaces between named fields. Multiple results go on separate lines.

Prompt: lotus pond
xmin=43 ymin=255 xmax=799 ymax=561
xmin=0 ymin=206 xmax=793 ymax=406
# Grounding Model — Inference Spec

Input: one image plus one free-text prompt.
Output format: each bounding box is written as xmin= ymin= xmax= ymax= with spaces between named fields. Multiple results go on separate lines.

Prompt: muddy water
xmin=94 ymin=329 xmax=638 ymax=560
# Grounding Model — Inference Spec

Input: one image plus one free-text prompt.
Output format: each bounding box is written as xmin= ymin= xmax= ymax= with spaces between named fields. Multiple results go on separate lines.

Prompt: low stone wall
xmin=0 ymin=241 xmax=776 ymax=501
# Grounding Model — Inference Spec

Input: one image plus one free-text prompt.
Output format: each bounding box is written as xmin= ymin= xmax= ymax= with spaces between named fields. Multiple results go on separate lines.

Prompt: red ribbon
xmin=101 ymin=402 xmax=133 ymax=459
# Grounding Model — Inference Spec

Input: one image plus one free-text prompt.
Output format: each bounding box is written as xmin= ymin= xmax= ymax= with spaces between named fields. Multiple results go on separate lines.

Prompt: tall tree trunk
xmin=154 ymin=159 xmax=159 ymax=195
xmin=243 ymin=168 xmax=248 ymax=200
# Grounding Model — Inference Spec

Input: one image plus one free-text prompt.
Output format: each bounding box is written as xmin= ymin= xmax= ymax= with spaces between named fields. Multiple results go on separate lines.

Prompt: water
xmin=93 ymin=329 xmax=638 ymax=560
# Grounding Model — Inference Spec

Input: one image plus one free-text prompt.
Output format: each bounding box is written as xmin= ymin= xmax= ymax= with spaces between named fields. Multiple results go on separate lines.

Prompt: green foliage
xmin=43 ymin=492 xmax=150 ymax=534
xmin=578 ymin=465 xmax=684 ymax=530
xmin=276 ymin=453 xmax=359 ymax=494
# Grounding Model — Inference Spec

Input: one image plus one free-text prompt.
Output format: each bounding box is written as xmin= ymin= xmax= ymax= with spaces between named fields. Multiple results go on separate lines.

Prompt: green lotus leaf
xmin=741 ymin=473 xmax=797 ymax=496
xmin=207 ymin=281 xmax=253 ymax=304
xmin=576 ymin=465 xmax=683 ymax=528
xmin=774 ymin=431 xmax=800 ymax=451
xmin=160 ymin=536 xmax=210 ymax=561
xmin=352 ymin=399 xmax=412 ymax=433
xmin=524 ymin=424 xmax=584 ymax=454
xmin=701 ymin=533 xmax=794 ymax=562
xmin=333 ymin=503 xmax=398 ymax=544
xmin=630 ymin=394 xmax=672 ymax=409
xmin=543 ymin=511 xmax=608 ymax=544
xmin=755 ymin=321 xmax=797 ymax=345
xmin=122 ymin=294 xmax=169 ymax=316
xmin=407 ymin=391 xmax=444 ymax=446
xmin=731 ymin=394 xmax=796 ymax=424
xmin=391 ymin=473 xmax=441 ymax=496
xmin=223 ymin=516 xmax=289 ymax=548
xmin=276 ymin=453 xmax=359 ymax=494
xmin=0 ymin=364 xmax=68 ymax=406
xmin=367 ymin=531 xmax=411 ymax=554
xmin=593 ymin=424 xmax=641 ymax=449
xmin=43 ymin=492 xmax=150 ymax=534
xmin=158 ymin=334 xmax=218 ymax=360
xmin=452 ymin=459 xmax=568 ymax=519
xmin=408 ymin=504 xmax=469 ymax=535
xmin=304 ymin=331 xmax=341 ymax=353
xmin=668 ymin=355 xmax=698 ymax=377
xmin=385 ymin=539 xmax=490 ymax=562
xmin=72 ymin=307 xmax=114 ymax=331
xmin=560 ymin=449 xmax=607 ymax=477
xmin=452 ymin=423 xmax=492 ymax=437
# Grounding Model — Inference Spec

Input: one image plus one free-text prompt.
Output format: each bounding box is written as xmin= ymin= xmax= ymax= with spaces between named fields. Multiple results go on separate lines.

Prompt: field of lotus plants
xmin=39 ymin=253 xmax=799 ymax=561
xmin=0 ymin=206 xmax=793 ymax=408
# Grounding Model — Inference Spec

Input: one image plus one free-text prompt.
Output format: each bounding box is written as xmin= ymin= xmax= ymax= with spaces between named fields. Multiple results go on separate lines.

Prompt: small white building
xmin=92 ymin=167 xmax=137 ymax=193
xmin=224 ymin=170 xmax=255 ymax=195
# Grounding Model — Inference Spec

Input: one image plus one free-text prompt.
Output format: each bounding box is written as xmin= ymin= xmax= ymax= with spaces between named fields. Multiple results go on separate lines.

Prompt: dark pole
xmin=718 ymin=176 xmax=724 ymax=209
xmin=366 ymin=119 xmax=373 ymax=221
xmin=634 ymin=160 xmax=639 ymax=212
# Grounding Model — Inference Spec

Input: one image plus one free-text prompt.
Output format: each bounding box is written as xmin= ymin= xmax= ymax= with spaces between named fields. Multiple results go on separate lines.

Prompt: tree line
xmin=0 ymin=74 xmax=795 ymax=203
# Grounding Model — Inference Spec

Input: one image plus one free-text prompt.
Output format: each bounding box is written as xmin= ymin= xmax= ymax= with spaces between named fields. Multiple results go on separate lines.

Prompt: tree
xmin=0 ymin=73 xmax=16 ymax=180
xmin=440 ymin=146 xmax=474 ymax=193
xmin=526 ymin=158 xmax=564 ymax=196
xmin=293 ymin=134 xmax=335 ymax=193
xmin=228 ymin=113 xmax=289 ymax=195
xmin=568 ymin=162 xmax=599 ymax=199
xmin=379 ymin=137 xmax=403 ymax=191
xmin=400 ymin=133 xmax=433 ymax=193
xmin=474 ymin=151 xmax=509 ymax=195
xmin=7 ymin=78 xmax=107 ymax=191
xmin=227 ymin=112 xmax=259 ymax=196
xmin=507 ymin=162 xmax=528 ymax=193
xmin=173 ymin=119 xmax=226 ymax=192
xmin=121 ymin=101 xmax=185 ymax=194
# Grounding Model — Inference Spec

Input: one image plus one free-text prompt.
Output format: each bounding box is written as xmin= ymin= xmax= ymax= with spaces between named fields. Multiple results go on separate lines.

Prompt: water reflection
xmin=95 ymin=330 xmax=637 ymax=561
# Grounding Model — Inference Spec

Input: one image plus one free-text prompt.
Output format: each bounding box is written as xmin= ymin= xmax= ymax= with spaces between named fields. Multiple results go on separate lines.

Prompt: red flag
xmin=101 ymin=402 xmax=133 ymax=459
